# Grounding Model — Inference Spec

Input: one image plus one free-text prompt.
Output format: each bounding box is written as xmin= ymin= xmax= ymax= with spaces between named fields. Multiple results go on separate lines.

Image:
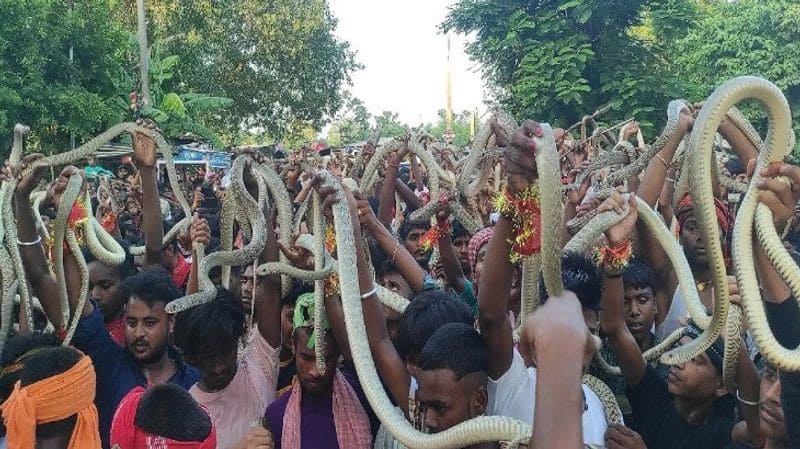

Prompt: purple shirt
xmin=264 ymin=363 xmax=376 ymax=449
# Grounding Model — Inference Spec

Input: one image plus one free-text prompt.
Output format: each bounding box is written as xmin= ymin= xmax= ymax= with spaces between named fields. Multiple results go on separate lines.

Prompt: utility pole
xmin=445 ymin=35 xmax=453 ymax=134
xmin=444 ymin=34 xmax=455 ymax=144
xmin=69 ymin=0 xmax=75 ymax=153
xmin=136 ymin=0 xmax=152 ymax=107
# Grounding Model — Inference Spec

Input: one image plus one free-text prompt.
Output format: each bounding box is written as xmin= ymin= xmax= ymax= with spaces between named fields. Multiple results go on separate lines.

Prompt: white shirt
xmin=487 ymin=349 xmax=611 ymax=446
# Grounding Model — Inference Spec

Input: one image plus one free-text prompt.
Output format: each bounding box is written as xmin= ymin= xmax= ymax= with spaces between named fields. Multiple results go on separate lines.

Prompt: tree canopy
xmin=0 ymin=0 xmax=132 ymax=159
xmin=139 ymin=0 xmax=358 ymax=140
xmin=443 ymin=0 xmax=800 ymax=150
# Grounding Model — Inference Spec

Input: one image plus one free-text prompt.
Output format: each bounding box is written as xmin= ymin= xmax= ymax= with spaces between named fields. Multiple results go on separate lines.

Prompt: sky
xmin=327 ymin=0 xmax=488 ymax=127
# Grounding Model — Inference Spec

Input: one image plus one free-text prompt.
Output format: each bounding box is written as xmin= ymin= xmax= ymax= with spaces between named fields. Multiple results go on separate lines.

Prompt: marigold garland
xmin=325 ymin=272 xmax=340 ymax=299
xmin=325 ymin=223 xmax=336 ymax=256
xmin=47 ymin=199 xmax=89 ymax=260
xmin=494 ymin=185 xmax=542 ymax=262
xmin=591 ymin=239 xmax=633 ymax=275
xmin=419 ymin=221 xmax=451 ymax=253
xmin=100 ymin=211 xmax=118 ymax=233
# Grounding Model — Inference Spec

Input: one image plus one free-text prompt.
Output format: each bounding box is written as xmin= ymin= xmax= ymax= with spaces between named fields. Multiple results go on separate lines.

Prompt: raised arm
xmin=5 ymin=155 xmax=65 ymax=328
xmin=378 ymin=149 xmax=405 ymax=229
xmin=354 ymin=196 xmax=412 ymax=412
xmin=131 ymin=128 xmax=164 ymax=268
xmin=360 ymin=203 xmax=427 ymax=292
xmin=520 ymin=292 xmax=589 ymax=449
xmin=477 ymin=217 xmax=515 ymax=380
xmin=597 ymin=193 xmax=648 ymax=386
xmin=638 ymin=110 xmax=693 ymax=207
xmin=395 ymin=178 xmax=421 ymax=212
xmin=254 ymin=205 xmax=281 ymax=348
xmin=479 ymin=120 xmax=544 ymax=379
xmin=436 ymin=210 xmax=467 ymax=293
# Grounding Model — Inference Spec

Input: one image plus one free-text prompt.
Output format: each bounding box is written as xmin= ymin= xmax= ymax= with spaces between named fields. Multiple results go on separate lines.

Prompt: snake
xmin=715 ymin=77 xmax=800 ymax=374
xmin=566 ymin=100 xmax=690 ymax=234
xmin=661 ymin=76 xmax=799 ymax=373
xmin=0 ymin=122 xmax=201 ymax=350
xmin=165 ymin=156 xmax=267 ymax=314
xmin=19 ymin=122 xmax=194 ymax=252
xmin=0 ymin=125 xmax=35 ymax=333
xmin=304 ymin=121 xmax=622 ymax=447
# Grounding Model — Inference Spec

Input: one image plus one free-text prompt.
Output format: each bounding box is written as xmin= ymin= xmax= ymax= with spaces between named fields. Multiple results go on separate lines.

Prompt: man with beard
xmin=68 ymin=266 xmax=199 ymax=448
xmin=264 ymin=293 xmax=373 ymax=449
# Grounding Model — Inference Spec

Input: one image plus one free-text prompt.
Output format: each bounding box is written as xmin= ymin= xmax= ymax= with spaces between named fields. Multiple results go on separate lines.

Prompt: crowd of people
xmin=0 ymin=105 xmax=798 ymax=449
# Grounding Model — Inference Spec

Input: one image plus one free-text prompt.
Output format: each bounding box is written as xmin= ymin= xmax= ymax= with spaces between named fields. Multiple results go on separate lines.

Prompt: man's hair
xmin=19 ymin=346 xmax=82 ymax=439
xmin=451 ymin=220 xmax=471 ymax=241
xmin=369 ymin=239 xmax=398 ymax=279
xmin=398 ymin=220 xmax=429 ymax=242
xmin=622 ymin=258 xmax=656 ymax=293
xmin=540 ymin=252 xmax=602 ymax=312
xmin=1 ymin=332 xmax=60 ymax=367
xmin=396 ymin=290 xmax=474 ymax=361
xmin=281 ymin=281 xmax=314 ymax=308
xmin=0 ymin=332 xmax=62 ymax=437
xmin=83 ymin=238 xmax=137 ymax=280
xmin=120 ymin=265 xmax=181 ymax=307
xmin=725 ymin=158 xmax=745 ymax=176
xmin=417 ymin=323 xmax=487 ymax=381
xmin=174 ymin=288 xmax=245 ymax=357
xmin=135 ymin=384 xmax=213 ymax=442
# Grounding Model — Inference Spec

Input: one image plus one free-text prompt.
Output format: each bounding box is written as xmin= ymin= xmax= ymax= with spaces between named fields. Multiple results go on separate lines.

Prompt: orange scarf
xmin=1 ymin=355 xmax=100 ymax=449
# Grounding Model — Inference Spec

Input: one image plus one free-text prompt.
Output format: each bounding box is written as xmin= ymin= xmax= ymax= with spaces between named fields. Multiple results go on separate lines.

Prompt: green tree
xmin=442 ymin=0 xmax=691 ymax=130
xmin=425 ymin=109 xmax=473 ymax=148
xmin=0 ymin=0 xmax=133 ymax=159
xmin=140 ymin=0 xmax=358 ymax=140
xmin=672 ymin=0 xmax=800 ymax=150
xmin=139 ymin=48 xmax=233 ymax=149
xmin=373 ymin=111 xmax=408 ymax=139
xmin=326 ymin=95 xmax=371 ymax=146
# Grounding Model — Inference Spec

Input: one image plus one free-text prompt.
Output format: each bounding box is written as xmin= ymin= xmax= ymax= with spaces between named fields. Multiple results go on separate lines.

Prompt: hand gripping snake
xmin=696 ymin=77 xmax=800 ymax=376
xmin=1 ymin=122 xmax=196 ymax=348
xmin=0 ymin=125 xmax=36 ymax=338
xmin=165 ymin=156 xmax=267 ymax=314
xmin=313 ymin=125 xmax=623 ymax=448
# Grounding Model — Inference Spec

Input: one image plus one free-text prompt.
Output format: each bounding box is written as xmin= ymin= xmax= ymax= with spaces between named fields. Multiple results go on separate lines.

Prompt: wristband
xmin=17 ymin=235 xmax=42 ymax=246
xmin=360 ymin=286 xmax=378 ymax=300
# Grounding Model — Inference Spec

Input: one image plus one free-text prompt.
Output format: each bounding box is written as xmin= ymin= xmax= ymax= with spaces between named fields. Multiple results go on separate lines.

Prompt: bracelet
xmin=736 ymin=390 xmax=759 ymax=406
xmin=655 ymin=153 xmax=670 ymax=169
xmin=390 ymin=240 xmax=400 ymax=263
xmin=17 ymin=235 xmax=42 ymax=246
xmin=592 ymin=239 xmax=633 ymax=275
xmin=360 ymin=286 xmax=378 ymax=300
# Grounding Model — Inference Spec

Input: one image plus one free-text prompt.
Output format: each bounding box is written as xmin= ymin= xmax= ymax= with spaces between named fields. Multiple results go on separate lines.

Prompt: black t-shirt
xmin=626 ymin=366 xmax=735 ymax=449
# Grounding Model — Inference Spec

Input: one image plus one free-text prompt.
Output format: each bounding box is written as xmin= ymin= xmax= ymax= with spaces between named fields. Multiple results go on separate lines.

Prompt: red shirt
xmin=106 ymin=317 xmax=125 ymax=347
xmin=172 ymin=255 xmax=191 ymax=290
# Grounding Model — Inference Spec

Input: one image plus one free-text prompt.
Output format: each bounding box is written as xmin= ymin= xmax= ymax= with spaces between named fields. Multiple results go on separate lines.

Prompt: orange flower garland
xmin=419 ymin=221 xmax=451 ymax=253
xmin=494 ymin=185 xmax=542 ymax=262
xmin=325 ymin=223 xmax=336 ymax=256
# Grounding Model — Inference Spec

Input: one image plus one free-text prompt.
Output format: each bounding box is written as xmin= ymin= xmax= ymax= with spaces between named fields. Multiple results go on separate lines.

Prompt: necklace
xmin=696 ymin=281 xmax=712 ymax=292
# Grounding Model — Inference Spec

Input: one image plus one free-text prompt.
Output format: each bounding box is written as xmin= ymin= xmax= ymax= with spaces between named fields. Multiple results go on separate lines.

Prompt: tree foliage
xmin=139 ymin=48 xmax=233 ymax=149
xmin=373 ymin=111 xmax=408 ymax=140
xmin=140 ymin=0 xmax=358 ymax=140
xmin=444 ymin=0 xmax=800 ymax=148
xmin=0 ymin=0 xmax=133 ymax=159
xmin=672 ymin=0 xmax=800 ymax=144
xmin=424 ymin=110 xmax=475 ymax=148
xmin=326 ymin=95 xmax=372 ymax=147
xmin=442 ymin=0 xmax=687 ymax=131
